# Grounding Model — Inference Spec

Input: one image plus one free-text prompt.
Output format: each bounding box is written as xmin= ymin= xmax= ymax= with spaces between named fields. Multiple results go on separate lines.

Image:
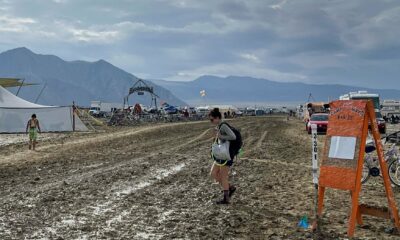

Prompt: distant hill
xmin=152 ymin=75 xmax=400 ymax=106
xmin=0 ymin=47 xmax=186 ymax=106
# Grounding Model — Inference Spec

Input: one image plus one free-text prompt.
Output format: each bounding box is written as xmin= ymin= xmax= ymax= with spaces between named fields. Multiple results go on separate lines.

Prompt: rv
xmin=196 ymin=106 xmax=210 ymax=116
xmin=381 ymin=100 xmax=400 ymax=118
xmin=339 ymin=91 xmax=386 ymax=133
xmin=339 ymin=91 xmax=380 ymax=109
xmin=303 ymin=102 xmax=329 ymax=123
xmin=90 ymin=101 xmax=123 ymax=117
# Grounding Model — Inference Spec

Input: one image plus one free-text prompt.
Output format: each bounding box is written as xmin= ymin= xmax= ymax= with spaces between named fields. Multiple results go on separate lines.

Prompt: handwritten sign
xmin=317 ymin=100 xmax=400 ymax=237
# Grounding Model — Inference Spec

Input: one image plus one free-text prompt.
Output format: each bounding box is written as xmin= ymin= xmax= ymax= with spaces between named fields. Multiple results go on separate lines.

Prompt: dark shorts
xmin=214 ymin=158 xmax=233 ymax=167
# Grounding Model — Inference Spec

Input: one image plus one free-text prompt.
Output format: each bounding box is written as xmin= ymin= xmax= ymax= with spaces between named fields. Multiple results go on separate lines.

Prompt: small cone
xmin=298 ymin=216 xmax=309 ymax=229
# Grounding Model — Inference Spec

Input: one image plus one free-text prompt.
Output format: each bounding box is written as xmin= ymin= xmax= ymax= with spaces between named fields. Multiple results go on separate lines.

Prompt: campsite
xmin=2 ymin=1 xmax=400 ymax=239
xmin=1 ymin=56 xmax=400 ymax=240
xmin=0 ymin=116 xmax=397 ymax=239
xmin=1 ymin=62 xmax=400 ymax=240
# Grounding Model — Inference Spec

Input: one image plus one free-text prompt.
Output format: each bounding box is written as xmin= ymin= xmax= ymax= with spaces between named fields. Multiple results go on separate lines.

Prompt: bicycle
xmin=361 ymin=131 xmax=400 ymax=187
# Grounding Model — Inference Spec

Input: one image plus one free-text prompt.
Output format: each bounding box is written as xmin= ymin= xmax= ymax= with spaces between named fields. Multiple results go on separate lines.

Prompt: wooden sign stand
xmin=317 ymin=100 xmax=400 ymax=237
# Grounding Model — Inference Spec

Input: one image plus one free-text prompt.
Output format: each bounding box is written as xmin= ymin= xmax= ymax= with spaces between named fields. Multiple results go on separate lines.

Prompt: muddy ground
xmin=0 ymin=116 xmax=400 ymax=239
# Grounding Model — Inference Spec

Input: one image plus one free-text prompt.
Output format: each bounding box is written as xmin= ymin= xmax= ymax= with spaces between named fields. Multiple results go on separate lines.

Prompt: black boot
xmin=229 ymin=185 xmax=236 ymax=197
xmin=216 ymin=190 xmax=230 ymax=204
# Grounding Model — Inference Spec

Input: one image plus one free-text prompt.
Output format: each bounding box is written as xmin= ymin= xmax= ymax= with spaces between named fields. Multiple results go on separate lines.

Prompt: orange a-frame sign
xmin=317 ymin=100 xmax=400 ymax=237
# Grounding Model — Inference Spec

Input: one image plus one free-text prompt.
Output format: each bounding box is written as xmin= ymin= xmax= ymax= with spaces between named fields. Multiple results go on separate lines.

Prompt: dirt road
xmin=0 ymin=116 xmax=399 ymax=239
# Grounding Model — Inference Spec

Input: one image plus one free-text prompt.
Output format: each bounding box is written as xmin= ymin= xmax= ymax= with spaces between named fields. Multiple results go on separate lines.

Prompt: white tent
xmin=0 ymin=86 xmax=88 ymax=133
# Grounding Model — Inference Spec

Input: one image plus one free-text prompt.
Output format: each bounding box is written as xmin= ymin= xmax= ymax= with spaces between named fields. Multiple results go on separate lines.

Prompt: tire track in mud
xmin=242 ymin=121 xmax=278 ymax=158
xmin=0 ymin=128 xmax=208 ymax=203
xmin=256 ymin=131 xmax=268 ymax=149
xmin=0 ymin=121 xmax=209 ymax=165
xmin=0 ymin=124 xmax=213 ymax=239
xmin=26 ymin=128 xmax=213 ymax=239
xmin=41 ymin=124 xmax=222 ymax=237
xmin=2 ymin=116 xmax=340 ymax=240
xmin=106 ymin=118 xmax=292 ymax=240
xmin=92 ymin=156 xmax=205 ymax=239
xmin=42 ymin=128 xmax=211 ymax=190
xmin=31 ymin=156 xmax=191 ymax=239
xmin=83 ymin=118 xmax=280 ymax=239
xmin=241 ymin=157 xmax=310 ymax=169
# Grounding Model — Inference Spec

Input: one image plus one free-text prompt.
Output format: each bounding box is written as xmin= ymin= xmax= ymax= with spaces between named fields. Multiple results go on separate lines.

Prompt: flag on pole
xmin=200 ymin=90 xmax=206 ymax=97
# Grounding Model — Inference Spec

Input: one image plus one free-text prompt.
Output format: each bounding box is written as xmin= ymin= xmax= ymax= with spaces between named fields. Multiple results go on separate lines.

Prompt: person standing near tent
xmin=209 ymin=108 xmax=237 ymax=204
xmin=26 ymin=114 xmax=41 ymax=150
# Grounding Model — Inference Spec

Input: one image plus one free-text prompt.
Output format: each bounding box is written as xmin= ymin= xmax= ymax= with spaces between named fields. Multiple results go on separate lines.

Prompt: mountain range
xmin=1 ymin=47 xmax=399 ymax=108
xmin=0 ymin=47 xmax=186 ymax=106
xmin=153 ymin=76 xmax=400 ymax=106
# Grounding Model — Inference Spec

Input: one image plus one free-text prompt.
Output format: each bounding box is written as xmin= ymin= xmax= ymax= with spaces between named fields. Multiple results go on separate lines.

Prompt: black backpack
xmin=221 ymin=122 xmax=243 ymax=159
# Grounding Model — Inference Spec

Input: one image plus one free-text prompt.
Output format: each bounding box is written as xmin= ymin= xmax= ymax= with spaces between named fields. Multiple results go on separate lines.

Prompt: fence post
xmin=72 ymin=101 xmax=76 ymax=132
xmin=311 ymin=124 xmax=319 ymax=231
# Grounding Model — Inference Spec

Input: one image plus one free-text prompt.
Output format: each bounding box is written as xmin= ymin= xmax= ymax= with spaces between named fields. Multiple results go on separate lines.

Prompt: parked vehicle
xmin=303 ymin=102 xmax=329 ymax=124
xmin=89 ymin=106 xmax=101 ymax=116
xmin=160 ymin=103 xmax=179 ymax=115
xmin=375 ymin=112 xmax=387 ymax=134
xmin=235 ymin=110 xmax=243 ymax=117
xmin=381 ymin=100 xmax=400 ymax=117
xmin=90 ymin=101 xmax=123 ymax=117
xmin=340 ymin=91 xmax=386 ymax=134
xmin=307 ymin=113 xmax=329 ymax=134
xmin=245 ymin=107 xmax=256 ymax=116
xmin=196 ymin=106 xmax=210 ymax=116
xmin=255 ymin=109 xmax=265 ymax=116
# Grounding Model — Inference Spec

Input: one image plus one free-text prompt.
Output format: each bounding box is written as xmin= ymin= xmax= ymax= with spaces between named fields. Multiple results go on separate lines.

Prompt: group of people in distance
xmin=383 ymin=114 xmax=400 ymax=124
xmin=223 ymin=110 xmax=235 ymax=119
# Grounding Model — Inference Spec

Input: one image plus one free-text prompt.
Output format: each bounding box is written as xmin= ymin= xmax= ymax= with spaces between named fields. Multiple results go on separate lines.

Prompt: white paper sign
xmin=328 ymin=136 xmax=357 ymax=160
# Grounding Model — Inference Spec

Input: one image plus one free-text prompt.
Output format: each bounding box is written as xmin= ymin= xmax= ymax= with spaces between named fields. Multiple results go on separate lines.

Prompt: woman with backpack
xmin=209 ymin=108 xmax=238 ymax=204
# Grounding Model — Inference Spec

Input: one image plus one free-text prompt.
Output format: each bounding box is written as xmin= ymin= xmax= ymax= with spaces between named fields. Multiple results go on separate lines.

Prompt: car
xmin=375 ymin=112 xmax=386 ymax=134
xmin=89 ymin=106 xmax=100 ymax=116
xmin=367 ymin=112 xmax=386 ymax=134
xmin=235 ymin=110 xmax=243 ymax=117
xmin=307 ymin=113 xmax=329 ymax=134
xmin=163 ymin=105 xmax=178 ymax=114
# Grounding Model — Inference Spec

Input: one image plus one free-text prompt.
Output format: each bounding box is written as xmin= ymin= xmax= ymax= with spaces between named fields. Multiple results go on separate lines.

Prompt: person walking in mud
xmin=209 ymin=108 xmax=238 ymax=204
xmin=26 ymin=114 xmax=41 ymax=150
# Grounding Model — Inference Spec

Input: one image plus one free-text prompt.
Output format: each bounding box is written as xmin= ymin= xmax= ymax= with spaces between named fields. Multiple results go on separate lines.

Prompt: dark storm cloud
xmin=0 ymin=0 xmax=399 ymax=88
xmin=217 ymin=1 xmax=252 ymax=20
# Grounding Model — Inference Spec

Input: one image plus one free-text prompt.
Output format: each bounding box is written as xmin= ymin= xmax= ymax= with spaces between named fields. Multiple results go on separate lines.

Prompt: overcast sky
xmin=0 ymin=0 xmax=399 ymax=88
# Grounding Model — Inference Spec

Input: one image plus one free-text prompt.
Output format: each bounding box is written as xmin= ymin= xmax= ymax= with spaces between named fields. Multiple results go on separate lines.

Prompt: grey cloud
xmin=0 ymin=0 xmax=399 ymax=89
xmin=217 ymin=1 xmax=252 ymax=20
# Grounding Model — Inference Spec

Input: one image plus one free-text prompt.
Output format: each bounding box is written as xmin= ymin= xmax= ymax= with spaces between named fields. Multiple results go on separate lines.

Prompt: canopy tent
xmin=0 ymin=86 xmax=87 ymax=133
xmin=0 ymin=78 xmax=36 ymax=88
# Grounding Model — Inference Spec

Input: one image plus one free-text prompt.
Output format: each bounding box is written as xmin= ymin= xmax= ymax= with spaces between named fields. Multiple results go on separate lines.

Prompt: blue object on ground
xmin=298 ymin=216 xmax=309 ymax=229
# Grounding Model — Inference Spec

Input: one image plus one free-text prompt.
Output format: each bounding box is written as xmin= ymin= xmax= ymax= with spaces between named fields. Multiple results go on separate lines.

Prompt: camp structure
xmin=381 ymin=100 xmax=400 ymax=117
xmin=0 ymin=77 xmax=36 ymax=88
xmin=303 ymin=102 xmax=329 ymax=123
xmin=0 ymin=85 xmax=88 ymax=133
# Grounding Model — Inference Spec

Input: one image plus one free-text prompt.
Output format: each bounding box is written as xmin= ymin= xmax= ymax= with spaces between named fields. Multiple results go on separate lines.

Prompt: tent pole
xmin=72 ymin=101 xmax=76 ymax=132
xmin=35 ymin=82 xmax=47 ymax=103
xmin=16 ymin=78 xmax=25 ymax=96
